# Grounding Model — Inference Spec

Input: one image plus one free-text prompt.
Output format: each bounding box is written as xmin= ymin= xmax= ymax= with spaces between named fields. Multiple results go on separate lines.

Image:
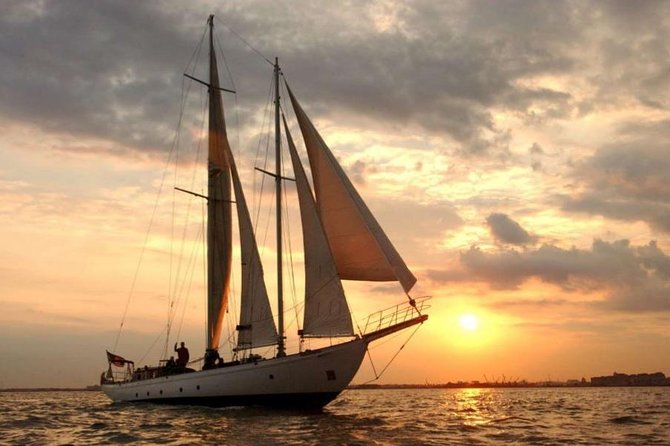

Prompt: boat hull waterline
xmin=102 ymin=338 xmax=367 ymax=409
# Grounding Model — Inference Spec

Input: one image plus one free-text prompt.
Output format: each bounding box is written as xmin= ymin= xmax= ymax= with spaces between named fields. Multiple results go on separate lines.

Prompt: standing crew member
xmin=174 ymin=341 xmax=190 ymax=367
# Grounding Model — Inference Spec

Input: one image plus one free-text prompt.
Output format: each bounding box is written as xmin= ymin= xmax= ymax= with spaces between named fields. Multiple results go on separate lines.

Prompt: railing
xmin=362 ymin=296 xmax=431 ymax=336
xmin=101 ymin=366 xmax=133 ymax=384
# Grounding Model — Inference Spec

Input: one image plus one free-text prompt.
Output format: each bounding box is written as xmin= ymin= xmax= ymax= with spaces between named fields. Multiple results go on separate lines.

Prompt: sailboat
xmin=101 ymin=15 xmax=428 ymax=409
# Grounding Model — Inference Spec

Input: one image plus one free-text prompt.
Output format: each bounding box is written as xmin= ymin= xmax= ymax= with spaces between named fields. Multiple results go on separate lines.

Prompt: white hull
xmin=102 ymin=338 xmax=367 ymax=409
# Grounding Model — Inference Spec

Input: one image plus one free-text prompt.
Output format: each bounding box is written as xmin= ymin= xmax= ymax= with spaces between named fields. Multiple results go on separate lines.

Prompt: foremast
xmin=274 ymin=58 xmax=286 ymax=357
xmin=205 ymin=14 xmax=233 ymax=351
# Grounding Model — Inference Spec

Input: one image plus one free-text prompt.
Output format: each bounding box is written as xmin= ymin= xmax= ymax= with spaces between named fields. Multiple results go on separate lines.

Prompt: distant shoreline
xmin=3 ymin=372 xmax=667 ymax=392
xmin=349 ymin=382 xmax=670 ymax=389
xmin=3 ymin=384 xmax=670 ymax=392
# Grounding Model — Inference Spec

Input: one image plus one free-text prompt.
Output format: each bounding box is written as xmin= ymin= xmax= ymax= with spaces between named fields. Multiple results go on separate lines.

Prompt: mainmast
xmin=274 ymin=58 xmax=286 ymax=357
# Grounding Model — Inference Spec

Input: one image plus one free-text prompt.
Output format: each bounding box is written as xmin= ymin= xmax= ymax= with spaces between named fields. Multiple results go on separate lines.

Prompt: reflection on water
xmin=1 ymin=387 xmax=669 ymax=445
xmin=453 ymin=388 xmax=493 ymax=427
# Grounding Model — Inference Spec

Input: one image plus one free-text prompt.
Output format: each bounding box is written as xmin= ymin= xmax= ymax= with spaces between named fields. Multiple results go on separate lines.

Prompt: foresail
xmin=286 ymin=85 xmax=417 ymax=293
xmin=206 ymin=21 xmax=232 ymax=350
xmin=225 ymin=151 xmax=278 ymax=351
xmin=284 ymin=116 xmax=354 ymax=337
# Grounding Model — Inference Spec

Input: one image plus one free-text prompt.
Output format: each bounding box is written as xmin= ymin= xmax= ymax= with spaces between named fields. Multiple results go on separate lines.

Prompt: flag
xmin=106 ymin=351 xmax=134 ymax=367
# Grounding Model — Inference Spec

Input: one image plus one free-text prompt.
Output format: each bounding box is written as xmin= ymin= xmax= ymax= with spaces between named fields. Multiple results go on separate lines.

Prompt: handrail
xmin=362 ymin=296 xmax=431 ymax=336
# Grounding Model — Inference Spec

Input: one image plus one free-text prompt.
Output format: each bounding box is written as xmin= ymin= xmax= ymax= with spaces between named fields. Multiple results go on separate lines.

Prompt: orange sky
xmin=1 ymin=1 xmax=670 ymax=388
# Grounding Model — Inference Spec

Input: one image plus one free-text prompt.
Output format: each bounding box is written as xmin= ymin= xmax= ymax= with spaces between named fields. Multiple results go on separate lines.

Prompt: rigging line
xmin=166 ymin=57 xmax=210 ymax=355
xmin=362 ymin=324 xmax=423 ymax=385
xmin=137 ymin=325 xmax=168 ymax=366
xmin=171 ymin=153 xmax=206 ymax=336
xmin=166 ymin=91 xmax=181 ymax=359
xmin=224 ymin=211 xmax=239 ymax=360
xmin=252 ymin=76 xmax=275 ymax=234
xmin=213 ymin=29 xmax=242 ymax=165
xmin=279 ymin=105 xmax=302 ymax=329
xmin=367 ymin=328 xmax=410 ymax=350
xmin=112 ymin=46 xmax=203 ymax=354
xmin=213 ymin=31 xmax=236 ymax=92
xmin=167 ymin=93 xmax=208 ymax=337
xmin=175 ymin=224 xmax=203 ymax=341
xmin=365 ymin=347 xmax=379 ymax=380
xmin=166 ymin=42 xmax=210 ymax=355
xmin=260 ymin=189 xmax=275 ymax=261
xmin=282 ymin=164 xmax=301 ymax=328
xmin=253 ymin=69 xmax=275 ymax=229
xmin=185 ymin=23 xmax=209 ymax=77
xmin=215 ymin=16 xmax=274 ymax=67
xmin=278 ymin=105 xmax=299 ymax=328
xmin=201 ymin=191 xmax=207 ymax=346
xmin=221 ymin=218 xmax=238 ymax=361
xmin=256 ymin=70 xmax=280 ymax=261
xmin=280 ymin=93 xmax=306 ymax=331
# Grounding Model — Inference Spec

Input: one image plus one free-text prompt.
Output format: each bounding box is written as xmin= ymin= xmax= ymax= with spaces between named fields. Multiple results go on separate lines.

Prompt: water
xmin=1 ymin=388 xmax=669 ymax=445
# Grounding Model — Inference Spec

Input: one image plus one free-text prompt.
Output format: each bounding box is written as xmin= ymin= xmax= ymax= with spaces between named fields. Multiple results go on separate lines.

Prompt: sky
xmin=1 ymin=0 xmax=670 ymax=388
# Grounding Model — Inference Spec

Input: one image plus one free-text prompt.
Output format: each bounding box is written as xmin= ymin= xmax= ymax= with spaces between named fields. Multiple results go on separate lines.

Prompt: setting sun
xmin=459 ymin=314 xmax=479 ymax=332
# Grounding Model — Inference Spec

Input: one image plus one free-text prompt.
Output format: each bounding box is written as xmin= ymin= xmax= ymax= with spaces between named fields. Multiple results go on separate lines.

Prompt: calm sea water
xmin=1 ymin=388 xmax=669 ymax=445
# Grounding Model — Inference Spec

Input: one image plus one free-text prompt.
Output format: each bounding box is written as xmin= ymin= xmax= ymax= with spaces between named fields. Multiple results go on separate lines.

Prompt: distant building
xmin=590 ymin=372 xmax=669 ymax=386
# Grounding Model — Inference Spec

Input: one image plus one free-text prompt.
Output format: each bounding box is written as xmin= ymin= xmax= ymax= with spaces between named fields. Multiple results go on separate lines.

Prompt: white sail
xmin=225 ymin=150 xmax=278 ymax=350
xmin=287 ymin=86 xmax=417 ymax=293
xmin=206 ymin=18 xmax=232 ymax=350
xmin=283 ymin=116 xmax=354 ymax=337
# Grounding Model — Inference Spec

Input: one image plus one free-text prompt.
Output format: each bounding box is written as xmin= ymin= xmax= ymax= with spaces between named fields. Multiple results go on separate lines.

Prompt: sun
xmin=459 ymin=314 xmax=479 ymax=332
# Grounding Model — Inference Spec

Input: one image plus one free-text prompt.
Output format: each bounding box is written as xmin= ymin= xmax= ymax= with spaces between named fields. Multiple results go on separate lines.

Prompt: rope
xmin=173 ymin=94 xmax=208 ymax=342
xmin=279 ymin=102 xmax=302 ymax=332
xmin=360 ymin=324 xmax=424 ymax=385
xmin=165 ymin=83 xmax=209 ymax=358
xmin=215 ymin=17 xmax=274 ymax=67
xmin=137 ymin=325 xmax=168 ymax=365
xmin=252 ymin=78 xmax=275 ymax=230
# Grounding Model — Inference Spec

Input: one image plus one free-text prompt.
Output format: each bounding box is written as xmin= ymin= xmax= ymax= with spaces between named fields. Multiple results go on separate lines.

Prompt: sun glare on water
xmin=459 ymin=314 xmax=479 ymax=332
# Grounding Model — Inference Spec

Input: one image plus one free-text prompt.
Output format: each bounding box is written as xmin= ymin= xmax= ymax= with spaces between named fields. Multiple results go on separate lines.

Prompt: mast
xmin=208 ymin=13 xmax=214 ymax=351
xmin=205 ymin=14 xmax=233 ymax=350
xmin=274 ymin=57 xmax=285 ymax=357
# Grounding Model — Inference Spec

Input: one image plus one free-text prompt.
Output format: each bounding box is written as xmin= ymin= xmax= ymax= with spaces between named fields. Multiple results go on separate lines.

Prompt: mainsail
xmin=286 ymin=86 xmax=417 ymax=294
xmin=206 ymin=17 xmax=233 ymax=350
xmin=283 ymin=116 xmax=354 ymax=337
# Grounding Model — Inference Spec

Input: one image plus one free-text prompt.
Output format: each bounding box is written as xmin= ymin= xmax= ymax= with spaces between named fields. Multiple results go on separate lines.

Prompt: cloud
xmin=486 ymin=213 xmax=536 ymax=245
xmin=5 ymin=0 xmax=669 ymax=161
xmin=563 ymin=120 xmax=670 ymax=232
xmin=429 ymin=239 xmax=670 ymax=312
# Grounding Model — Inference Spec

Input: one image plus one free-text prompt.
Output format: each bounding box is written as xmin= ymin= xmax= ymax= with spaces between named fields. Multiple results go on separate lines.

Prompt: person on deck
xmin=203 ymin=348 xmax=220 ymax=370
xmin=174 ymin=342 xmax=190 ymax=367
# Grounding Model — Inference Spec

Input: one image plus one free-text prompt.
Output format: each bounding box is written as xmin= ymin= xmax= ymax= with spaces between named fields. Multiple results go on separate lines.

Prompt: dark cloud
xmin=429 ymin=239 xmax=670 ymax=312
xmin=0 ymin=1 xmax=197 ymax=151
xmin=563 ymin=120 xmax=670 ymax=232
xmin=5 ymin=0 xmax=668 ymax=160
xmin=486 ymin=213 xmax=536 ymax=245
